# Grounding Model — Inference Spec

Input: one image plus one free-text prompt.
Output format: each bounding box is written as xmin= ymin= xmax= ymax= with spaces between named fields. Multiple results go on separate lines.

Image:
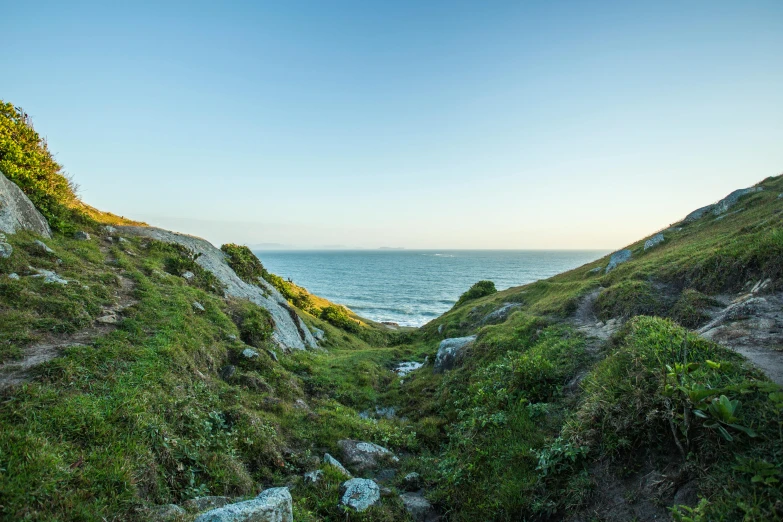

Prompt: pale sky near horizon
xmin=3 ymin=1 xmax=782 ymax=249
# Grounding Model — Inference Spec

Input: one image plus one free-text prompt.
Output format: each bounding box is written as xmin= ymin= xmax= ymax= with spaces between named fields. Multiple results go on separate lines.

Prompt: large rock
xmin=118 ymin=226 xmax=317 ymax=351
xmin=481 ymin=303 xmax=521 ymax=325
xmin=0 ymin=170 xmax=52 ymax=238
xmin=605 ymin=249 xmax=632 ymax=273
xmin=400 ymin=492 xmax=439 ymax=522
xmin=683 ymin=186 xmax=762 ymax=223
xmin=183 ymin=496 xmax=233 ymax=512
xmin=337 ymin=439 xmax=399 ymax=473
xmin=194 ymin=487 xmax=292 ymax=522
xmin=339 ymin=478 xmax=381 ymax=512
xmin=324 ymin=453 xmax=352 ymax=477
xmin=433 ymin=336 xmax=476 ymax=373
xmin=146 ymin=504 xmax=186 ymax=521
xmin=643 ymin=233 xmax=664 ymax=251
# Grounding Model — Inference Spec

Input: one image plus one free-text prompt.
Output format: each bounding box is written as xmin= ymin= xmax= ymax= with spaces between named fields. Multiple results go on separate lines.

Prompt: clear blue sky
xmin=3 ymin=1 xmax=782 ymax=249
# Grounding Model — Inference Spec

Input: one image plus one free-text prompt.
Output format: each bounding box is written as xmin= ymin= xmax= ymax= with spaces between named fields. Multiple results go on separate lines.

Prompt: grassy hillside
xmin=0 ymin=103 xmax=781 ymax=521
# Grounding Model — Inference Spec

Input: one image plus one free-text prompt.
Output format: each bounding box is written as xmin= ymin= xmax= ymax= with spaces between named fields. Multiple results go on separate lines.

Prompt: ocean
xmin=256 ymin=250 xmax=607 ymax=327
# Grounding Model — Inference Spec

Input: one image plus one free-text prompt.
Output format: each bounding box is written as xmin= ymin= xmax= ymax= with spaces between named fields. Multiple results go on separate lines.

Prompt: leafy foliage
xmin=455 ymin=280 xmax=497 ymax=307
xmin=220 ymin=243 xmax=268 ymax=283
xmin=0 ymin=102 xmax=78 ymax=231
xmin=320 ymin=305 xmax=361 ymax=333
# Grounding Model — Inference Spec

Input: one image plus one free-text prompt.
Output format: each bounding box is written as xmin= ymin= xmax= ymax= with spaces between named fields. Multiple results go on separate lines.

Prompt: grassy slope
xmin=1 ymin=102 xmax=781 ymax=521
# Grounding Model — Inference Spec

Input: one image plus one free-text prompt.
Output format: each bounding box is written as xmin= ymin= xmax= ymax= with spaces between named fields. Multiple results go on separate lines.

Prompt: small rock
xmin=778 ymin=193 xmax=783 ymax=199
xmin=103 ymin=225 xmax=118 ymax=234
xmin=338 ymin=439 xmax=399 ymax=473
xmin=55 ymin=258 xmax=63 ymax=265
xmin=219 ymin=365 xmax=236 ymax=380
xmin=118 ymin=237 xmax=129 ymax=244
xmin=193 ymin=301 xmax=206 ymax=312
xmin=242 ymin=348 xmax=259 ymax=359
xmin=339 ymin=478 xmax=381 ymax=512
xmin=403 ymin=472 xmax=421 ymax=490
xmin=380 ymin=487 xmax=395 ymax=498
xmin=226 ymin=334 xmax=238 ymax=341
xmin=644 ymin=233 xmax=665 ymax=251
xmin=8 ymin=273 xmax=20 ymax=280
xmin=96 ymin=314 xmax=118 ymax=324
xmin=400 ymin=492 xmax=438 ymax=522
xmin=324 ymin=453 xmax=352 ymax=477
xmin=311 ymin=327 xmax=325 ymax=341
xmin=34 ymin=240 xmax=55 ymax=254
xmin=434 ymin=336 xmax=477 ymax=373
xmin=146 ymin=504 xmax=186 ymax=521
xmin=395 ymin=361 xmax=423 ymax=377
xmin=375 ymin=468 xmax=396 ymax=482
xmin=481 ymin=303 xmax=521 ymax=325
xmin=194 ymin=487 xmax=292 ymax=522
xmin=605 ymin=249 xmax=632 ymax=273
xmin=304 ymin=470 xmax=323 ymax=484
xmin=182 ymin=271 xmax=195 ymax=281
xmin=437 ymin=324 xmax=444 ymax=334
xmin=31 ymin=268 xmax=68 ymax=285
xmin=0 ymin=242 xmax=13 ymax=259
xmin=266 ymin=349 xmax=279 ymax=362
xmin=183 ymin=496 xmax=232 ymax=513
xmin=588 ymin=266 xmax=604 ymax=274
xmin=294 ymin=399 xmax=310 ymax=411
xmin=74 ymin=231 xmax=91 ymax=241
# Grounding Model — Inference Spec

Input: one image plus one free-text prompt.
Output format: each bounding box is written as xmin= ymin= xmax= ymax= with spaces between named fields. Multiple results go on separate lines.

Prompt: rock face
xmin=434 ymin=336 xmax=476 ymax=373
xmin=118 ymin=226 xmax=317 ymax=351
xmin=184 ymin=496 xmax=233 ymax=512
xmin=339 ymin=478 xmax=381 ymax=512
xmin=324 ymin=453 xmax=352 ymax=477
xmin=683 ymin=186 xmax=763 ymax=223
xmin=0 ymin=170 xmax=52 ymax=238
xmin=481 ymin=303 xmax=521 ymax=325
xmin=643 ymin=233 xmax=664 ymax=251
xmin=338 ymin=439 xmax=399 ymax=473
xmin=605 ymin=249 xmax=632 ymax=273
xmin=400 ymin=492 xmax=439 ymax=522
xmin=194 ymin=487 xmax=292 ymax=522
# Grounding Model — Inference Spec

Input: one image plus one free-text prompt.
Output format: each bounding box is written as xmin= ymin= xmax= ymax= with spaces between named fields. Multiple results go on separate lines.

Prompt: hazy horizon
xmin=4 ymin=1 xmax=782 ymax=250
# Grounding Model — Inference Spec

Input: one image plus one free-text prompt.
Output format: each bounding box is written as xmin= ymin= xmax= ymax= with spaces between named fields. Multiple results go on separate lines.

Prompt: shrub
xmin=455 ymin=280 xmax=497 ymax=307
xmin=229 ymin=300 xmax=274 ymax=347
xmin=319 ymin=305 xmax=360 ymax=333
xmin=220 ymin=243 xmax=267 ymax=283
xmin=0 ymin=102 xmax=78 ymax=231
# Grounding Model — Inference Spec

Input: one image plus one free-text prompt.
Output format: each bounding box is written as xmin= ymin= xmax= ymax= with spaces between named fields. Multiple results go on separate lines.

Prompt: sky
xmin=2 ymin=0 xmax=782 ymax=250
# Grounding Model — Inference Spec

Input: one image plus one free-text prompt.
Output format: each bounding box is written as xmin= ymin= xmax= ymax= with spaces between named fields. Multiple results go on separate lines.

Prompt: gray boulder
xmin=31 ymin=268 xmax=68 ymax=285
xmin=103 ymin=225 xmax=118 ymax=234
xmin=481 ymin=303 xmax=521 ymax=325
xmin=311 ymin=327 xmax=325 ymax=341
xmin=0 ymin=170 xmax=52 ymax=238
xmin=0 ymin=242 xmax=12 ymax=259
xmin=183 ymin=496 xmax=233 ymax=513
xmin=434 ymin=336 xmax=476 ymax=373
xmin=146 ymin=504 xmax=186 ymax=521
xmin=8 ymin=273 xmax=20 ymax=280
xmin=74 ymin=231 xmax=91 ymax=241
xmin=324 ymin=453 xmax=352 ymax=477
xmin=194 ymin=487 xmax=292 ymax=522
xmin=118 ymin=226 xmax=317 ymax=351
xmin=683 ymin=186 xmax=762 ymax=223
xmin=338 ymin=439 xmax=399 ymax=473
xmin=34 ymin=240 xmax=55 ymax=254
xmin=605 ymin=249 xmax=632 ymax=273
xmin=339 ymin=478 xmax=381 ymax=512
xmin=182 ymin=271 xmax=195 ymax=281
xmin=242 ymin=348 xmax=259 ymax=359
xmin=643 ymin=233 xmax=664 ymax=251
xmin=403 ymin=472 xmax=421 ymax=491
xmin=400 ymin=492 xmax=439 ymax=522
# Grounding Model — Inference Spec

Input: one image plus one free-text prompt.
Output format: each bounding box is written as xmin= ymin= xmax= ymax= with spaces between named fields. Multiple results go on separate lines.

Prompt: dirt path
xmin=0 ymin=271 xmax=137 ymax=390
xmin=570 ymin=288 xmax=620 ymax=345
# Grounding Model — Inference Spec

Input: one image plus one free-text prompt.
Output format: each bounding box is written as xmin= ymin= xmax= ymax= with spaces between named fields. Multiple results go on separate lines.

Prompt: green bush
xmin=220 ymin=243 xmax=267 ymax=283
xmin=231 ymin=301 xmax=274 ymax=347
xmin=319 ymin=305 xmax=360 ymax=333
xmin=455 ymin=280 xmax=497 ymax=307
xmin=0 ymin=102 xmax=78 ymax=231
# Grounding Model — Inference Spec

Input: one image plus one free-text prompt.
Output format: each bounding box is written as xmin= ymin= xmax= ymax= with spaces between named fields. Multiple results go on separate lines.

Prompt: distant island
xmin=378 ymin=246 xmax=405 ymax=250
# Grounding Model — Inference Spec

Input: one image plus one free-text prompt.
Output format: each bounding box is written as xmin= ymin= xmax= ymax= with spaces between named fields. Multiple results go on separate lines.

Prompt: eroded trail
xmin=0 ymin=273 xmax=137 ymax=390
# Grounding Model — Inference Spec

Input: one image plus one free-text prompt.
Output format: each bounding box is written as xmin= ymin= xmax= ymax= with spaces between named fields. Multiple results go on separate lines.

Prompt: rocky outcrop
xmin=118 ymin=226 xmax=317 ymax=351
xmin=183 ymin=496 xmax=233 ymax=512
xmin=324 ymin=453 xmax=352 ymax=477
xmin=605 ymin=250 xmax=632 ymax=273
xmin=194 ymin=487 xmax=292 ymax=522
xmin=0 ymin=170 xmax=52 ymax=238
xmin=481 ymin=303 xmax=521 ymax=325
xmin=337 ymin=439 xmax=399 ymax=473
xmin=434 ymin=336 xmax=476 ymax=373
xmin=643 ymin=233 xmax=664 ymax=251
xmin=683 ymin=186 xmax=763 ymax=223
xmin=339 ymin=478 xmax=381 ymax=512
xmin=400 ymin=492 xmax=439 ymax=522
